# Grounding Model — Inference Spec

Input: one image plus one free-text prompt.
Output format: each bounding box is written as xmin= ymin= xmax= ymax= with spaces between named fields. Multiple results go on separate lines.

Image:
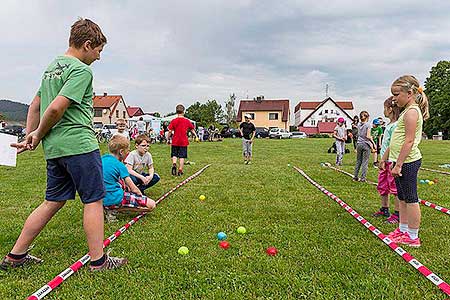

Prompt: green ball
xmin=237 ymin=226 xmax=246 ymax=234
xmin=178 ymin=246 xmax=189 ymax=255
xmin=287 ymin=164 xmax=291 ymax=167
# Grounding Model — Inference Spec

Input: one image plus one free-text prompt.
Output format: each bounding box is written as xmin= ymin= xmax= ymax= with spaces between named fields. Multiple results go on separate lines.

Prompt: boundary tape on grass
xmin=293 ymin=166 xmax=450 ymax=297
xmin=28 ymin=164 xmax=210 ymax=300
xmin=420 ymin=167 xmax=450 ymax=176
xmin=323 ymin=163 xmax=450 ymax=217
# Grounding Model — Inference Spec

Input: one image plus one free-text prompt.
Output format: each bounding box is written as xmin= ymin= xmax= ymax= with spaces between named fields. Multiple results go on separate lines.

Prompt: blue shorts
xmin=46 ymin=150 xmax=106 ymax=204
xmin=394 ymin=159 xmax=421 ymax=203
xmin=171 ymin=146 xmax=188 ymax=159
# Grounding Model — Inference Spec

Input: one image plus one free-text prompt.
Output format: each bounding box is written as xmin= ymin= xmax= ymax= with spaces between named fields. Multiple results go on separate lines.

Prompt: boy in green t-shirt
xmin=370 ymin=119 xmax=383 ymax=167
xmin=1 ymin=19 xmax=127 ymax=272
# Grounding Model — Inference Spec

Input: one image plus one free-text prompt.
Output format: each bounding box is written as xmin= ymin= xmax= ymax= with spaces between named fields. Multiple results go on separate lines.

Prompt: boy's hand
xmin=379 ymin=161 xmax=386 ymax=171
xmin=10 ymin=140 xmax=29 ymax=154
xmin=142 ymin=176 xmax=151 ymax=185
xmin=26 ymin=130 xmax=43 ymax=150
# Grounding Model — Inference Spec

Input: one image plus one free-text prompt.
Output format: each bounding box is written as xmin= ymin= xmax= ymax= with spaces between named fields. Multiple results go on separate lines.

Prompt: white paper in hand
xmin=0 ymin=133 xmax=18 ymax=167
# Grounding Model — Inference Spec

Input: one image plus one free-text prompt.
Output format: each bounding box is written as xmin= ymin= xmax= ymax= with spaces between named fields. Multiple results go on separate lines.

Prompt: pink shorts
xmin=377 ymin=161 xmax=397 ymax=196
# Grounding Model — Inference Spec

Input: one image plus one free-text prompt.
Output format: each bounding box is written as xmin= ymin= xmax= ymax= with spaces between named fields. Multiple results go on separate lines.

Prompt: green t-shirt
xmin=37 ymin=55 xmax=98 ymax=160
xmin=370 ymin=126 xmax=383 ymax=143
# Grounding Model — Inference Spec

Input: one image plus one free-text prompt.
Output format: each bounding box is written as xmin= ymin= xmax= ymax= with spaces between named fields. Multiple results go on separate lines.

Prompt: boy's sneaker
xmin=352 ymin=177 xmax=359 ymax=182
xmin=177 ymin=170 xmax=183 ymax=176
xmin=89 ymin=254 xmax=128 ymax=272
xmin=385 ymin=214 xmax=399 ymax=224
xmin=400 ymin=233 xmax=421 ymax=248
xmin=104 ymin=209 xmax=118 ymax=223
xmin=0 ymin=254 xmax=43 ymax=270
xmin=359 ymin=178 xmax=367 ymax=182
xmin=386 ymin=228 xmax=405 ymax=243
xmin=171 ymin=164 xmax=177 ymax=176
xmin=372 ymin=210 xmax=390 ymax=217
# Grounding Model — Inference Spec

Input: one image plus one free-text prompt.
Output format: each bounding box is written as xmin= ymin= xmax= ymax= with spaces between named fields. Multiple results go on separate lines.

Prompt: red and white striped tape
xmin=420 ymin=167 xmax=450 ymax=176
xmin=294 ymin=166 xmax=450 ymax=297
xmin=28 ymin=165 xmax=210 ymax=300
xmin=323 ymin=163 xmax=450 ymax=216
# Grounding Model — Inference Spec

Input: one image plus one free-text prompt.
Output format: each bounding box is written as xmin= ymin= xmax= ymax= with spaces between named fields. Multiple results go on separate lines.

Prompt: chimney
xmin=103 ymin=92 xmax=107 ymax=96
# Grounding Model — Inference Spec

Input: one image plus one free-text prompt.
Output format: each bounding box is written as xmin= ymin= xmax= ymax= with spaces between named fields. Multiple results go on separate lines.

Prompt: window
xmin=123 ymin=111 xmax=126 ymax=118
xmin=246 ymin=113 xmax=255 ymax=120
xmin=311 ymin=119 xmax=316 ymax=126
xmin=269 ymin=113 xmax=279 ymax=120
xmin=94 ymin=109 xmax=102 ymax=117
xmin=325 ymin=109 xmax=328 ymax=113
xmin=330 ymin=109 xmax=333 ymax=114
xmin=116 ymin=110 xmax=119 ymax=118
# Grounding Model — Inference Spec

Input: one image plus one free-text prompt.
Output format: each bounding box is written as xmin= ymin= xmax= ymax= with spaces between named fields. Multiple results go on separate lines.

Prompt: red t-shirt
xmin=168 ymin=117 xmax=194 ymax=147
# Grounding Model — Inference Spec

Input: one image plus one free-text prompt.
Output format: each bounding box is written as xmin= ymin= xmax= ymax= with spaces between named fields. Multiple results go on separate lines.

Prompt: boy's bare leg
xmin=172 ymin=157 xmax=177 ymax=165
xmin=83 ymin=200 xmax=104 ymax=261
xmin=179 ymin=158 xmax=185 ymax=171
xmin=10 ymin=200 xmax=66 ymax=255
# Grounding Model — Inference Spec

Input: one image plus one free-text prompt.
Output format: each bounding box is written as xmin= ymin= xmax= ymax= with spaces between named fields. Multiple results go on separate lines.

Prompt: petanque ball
xmin=237 ymin=226 xmax=246 ymax=234
xmin=178 ymin=246 xmax=189 ymax=255
xmin=266 ymin=247 xmax=278 ymax=256
xmin=199 ymin=195 xmax=206 ymax=201
xmin=219 ymin=241 xmax=230 ymax=249
xmin=217 ymin=232 xmax=227 ymax=240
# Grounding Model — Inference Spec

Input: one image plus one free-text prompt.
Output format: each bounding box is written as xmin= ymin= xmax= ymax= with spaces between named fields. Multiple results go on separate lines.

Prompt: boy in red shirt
xmin=168 ymin=104 xmax=199 ymax=176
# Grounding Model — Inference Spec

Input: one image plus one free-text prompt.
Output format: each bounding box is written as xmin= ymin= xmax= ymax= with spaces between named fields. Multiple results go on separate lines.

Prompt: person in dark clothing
xmin=239 ymin=114 xmax=256 ymax=164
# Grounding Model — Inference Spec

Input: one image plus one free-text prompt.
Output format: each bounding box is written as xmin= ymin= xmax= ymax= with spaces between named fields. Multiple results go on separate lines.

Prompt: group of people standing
xmin=333 ymin=75 xmax=429 ymax=248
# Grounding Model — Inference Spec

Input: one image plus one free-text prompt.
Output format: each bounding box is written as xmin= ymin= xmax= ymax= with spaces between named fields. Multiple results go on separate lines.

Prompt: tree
xmin=185 ymin=99 xmax=224 ymax=127
xmin=224 ymin=93 xmax=237 ymax=125
xmin=152 ymin=112 xmax=161 ymax=118
xmin=424 ymin=61 xmax=450 ymax=139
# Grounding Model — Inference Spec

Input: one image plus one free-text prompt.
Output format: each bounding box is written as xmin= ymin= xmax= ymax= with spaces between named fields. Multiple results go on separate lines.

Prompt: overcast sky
xmin=1 ymin=0 xmax=449 ymax=122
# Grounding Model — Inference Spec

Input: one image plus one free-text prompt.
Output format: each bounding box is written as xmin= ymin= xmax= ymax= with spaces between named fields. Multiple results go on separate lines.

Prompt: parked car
xmin=0 ymin=125 xmax=25 ymax=137
xmin=255 ymin=127 xmax=269 ymax=138
xmin=269 ymin=128 xmax=292 ymax=139
xmin=220 ymin=127 xmax=241 ymax=138
xmin=291 ymin=131 xmax=307 ymax=139
xmin=101 ymin=124 xmax=118 ymax=135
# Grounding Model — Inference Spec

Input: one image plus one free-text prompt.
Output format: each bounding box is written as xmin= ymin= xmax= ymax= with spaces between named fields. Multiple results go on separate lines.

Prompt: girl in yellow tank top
xmin=383 ymin=75 xmax=429 ymax=248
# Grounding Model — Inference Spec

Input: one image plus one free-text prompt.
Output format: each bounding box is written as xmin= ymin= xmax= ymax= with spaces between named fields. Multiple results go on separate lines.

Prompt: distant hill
xmin=0 ymin=100 xmax=29 ymax=123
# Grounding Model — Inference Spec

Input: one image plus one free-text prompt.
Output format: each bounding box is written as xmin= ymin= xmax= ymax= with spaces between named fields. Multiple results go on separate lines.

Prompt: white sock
xmin=399 ymin=223 xmax=408 ymax=233
xmin=408 ymin=228 xmax=419 ymax=240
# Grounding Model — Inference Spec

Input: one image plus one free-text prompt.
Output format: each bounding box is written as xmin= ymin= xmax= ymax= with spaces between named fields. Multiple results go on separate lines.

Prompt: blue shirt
xmin=102 ymin=154 xmax=130 ymax=206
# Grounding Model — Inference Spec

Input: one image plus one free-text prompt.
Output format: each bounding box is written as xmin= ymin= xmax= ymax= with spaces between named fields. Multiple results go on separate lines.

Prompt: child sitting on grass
xmin=125 ymin=134 xmax=160 ymax=194
xmin=102 ymin=135 xmax=156 ymax=214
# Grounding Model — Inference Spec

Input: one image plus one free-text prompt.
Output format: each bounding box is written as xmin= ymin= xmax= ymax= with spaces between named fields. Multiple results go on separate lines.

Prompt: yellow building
xmin=237 ymin=98 xmax=290 ymax=130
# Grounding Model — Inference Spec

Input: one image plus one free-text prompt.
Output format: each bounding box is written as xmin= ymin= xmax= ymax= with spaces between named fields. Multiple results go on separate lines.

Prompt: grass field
xmin=0 ymin=138 xmax=449 ymax=300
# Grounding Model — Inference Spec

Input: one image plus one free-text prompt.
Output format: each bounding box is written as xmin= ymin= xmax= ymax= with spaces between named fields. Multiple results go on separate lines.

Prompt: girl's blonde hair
xmin=383 ymin=96 xmax=401 ymax=122
xmin=391 ymin=75 xmax=429 ymax=120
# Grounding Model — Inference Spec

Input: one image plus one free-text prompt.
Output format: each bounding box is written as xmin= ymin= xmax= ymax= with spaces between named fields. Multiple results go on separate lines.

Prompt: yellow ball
xmin=428 ymin=181 xmax=434 ymax=185
xmin=237 ymin=226 xmax=246 ymax=234
xmin=178 ymin=246 xmax=189 ymax=255
xmin=199 ymin=195 xmax=206 ymax=201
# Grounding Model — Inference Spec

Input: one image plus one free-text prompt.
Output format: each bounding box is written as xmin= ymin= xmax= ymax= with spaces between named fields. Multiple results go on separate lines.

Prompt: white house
xmin=294 ymin=97 xmax=355 ymax=135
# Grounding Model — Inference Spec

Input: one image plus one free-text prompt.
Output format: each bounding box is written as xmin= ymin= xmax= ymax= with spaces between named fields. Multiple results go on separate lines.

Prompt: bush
xmin=310 ymin=134 xmax=331 ymax=138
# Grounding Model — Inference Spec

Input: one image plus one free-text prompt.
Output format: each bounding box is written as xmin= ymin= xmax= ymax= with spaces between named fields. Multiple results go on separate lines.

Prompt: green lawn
xmin=0 ymin=138 xmax=449 ymax=299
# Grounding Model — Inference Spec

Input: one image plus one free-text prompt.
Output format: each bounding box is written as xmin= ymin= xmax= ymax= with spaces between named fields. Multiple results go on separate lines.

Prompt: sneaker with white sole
xmin=400 ymin=233 xmax=421 ymax=248
xmin=386 ymin=228 xmax=406 ymax=243
xmin=90 ymin=253 xmax=128 ymax=272
xmin=0 ymin=253 xmax=43 ymax=271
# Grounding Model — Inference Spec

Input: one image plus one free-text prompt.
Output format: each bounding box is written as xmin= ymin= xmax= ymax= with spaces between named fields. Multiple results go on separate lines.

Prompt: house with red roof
xmin=295 ymin=97 xmax=355 ymax=135
xmin=93 ymin=93 xmax=130 ymax=125
xmin=237 ymin=97 xmax=290 ymax=130
xmin=127 ymin=106 xmax=145 ymax=118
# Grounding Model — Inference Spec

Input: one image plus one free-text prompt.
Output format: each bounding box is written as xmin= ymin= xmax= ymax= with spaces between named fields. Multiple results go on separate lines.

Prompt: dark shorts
xmin=394 ymin=159 xmax=421 ymax=203
xmin=46 ymin=150 xmax=106 ymax=204
xmin=171 ymin=146 xmax=188 ymax=158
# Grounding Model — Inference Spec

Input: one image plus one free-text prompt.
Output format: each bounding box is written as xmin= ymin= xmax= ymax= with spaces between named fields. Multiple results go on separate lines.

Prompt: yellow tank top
xmin=389 ymin=104 xmax=423 ymax=163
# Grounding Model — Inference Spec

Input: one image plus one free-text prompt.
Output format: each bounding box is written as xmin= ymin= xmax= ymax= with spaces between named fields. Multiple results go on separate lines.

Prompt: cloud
xmin=1 ymin=0 xmax=449 ymax=121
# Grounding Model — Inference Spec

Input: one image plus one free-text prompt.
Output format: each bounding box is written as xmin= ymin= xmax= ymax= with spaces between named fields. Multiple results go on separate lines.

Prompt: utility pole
xmin=325 ymin=83 xmax=329 ymax=97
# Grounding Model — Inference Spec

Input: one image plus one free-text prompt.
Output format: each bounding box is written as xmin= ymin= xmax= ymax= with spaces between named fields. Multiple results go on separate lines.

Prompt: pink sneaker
xmin=385 ymin=214 xmax=399 ymax=224
xmin=400 ymin=233 xmax=421 ymax=248
xmin=387 ymin=228 xmax=405 ymax=243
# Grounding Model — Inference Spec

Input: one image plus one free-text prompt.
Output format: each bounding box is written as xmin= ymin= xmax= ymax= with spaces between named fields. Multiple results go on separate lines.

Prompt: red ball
xmin=266 ymin=247 xmax=278 ymax=256
xmin=219 ymin=241 xmax=230 ymax=249
xmin=433 ymin=178 xmax=439 ymax=183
